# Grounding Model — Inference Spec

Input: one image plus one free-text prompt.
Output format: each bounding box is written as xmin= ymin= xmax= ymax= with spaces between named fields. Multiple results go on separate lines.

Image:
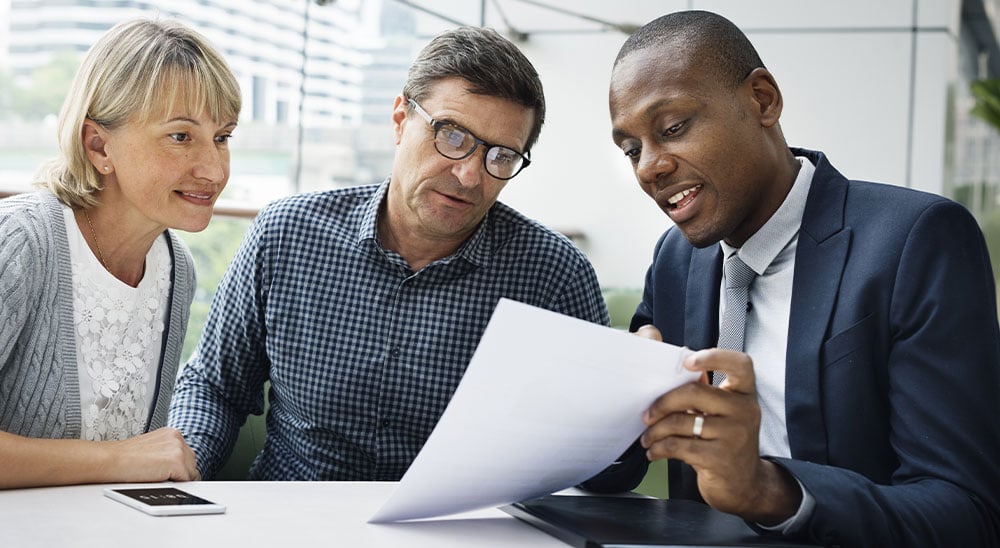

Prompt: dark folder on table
xmin=502 ymin=495 xmax=820 ymax=548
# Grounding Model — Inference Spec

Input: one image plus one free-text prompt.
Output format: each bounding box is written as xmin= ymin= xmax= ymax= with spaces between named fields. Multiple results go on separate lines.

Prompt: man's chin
xmin=677 ymin=225 xmax=722 ymax=249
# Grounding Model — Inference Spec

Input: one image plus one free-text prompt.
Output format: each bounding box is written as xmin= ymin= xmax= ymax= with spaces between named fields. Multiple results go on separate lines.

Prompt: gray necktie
xmin=714 ymin=254 xmax=756 ymax=385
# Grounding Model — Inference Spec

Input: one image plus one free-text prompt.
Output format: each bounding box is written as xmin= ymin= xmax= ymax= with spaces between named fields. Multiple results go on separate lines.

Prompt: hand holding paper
xmin=370 ymin=298 xmax=698 ymax=523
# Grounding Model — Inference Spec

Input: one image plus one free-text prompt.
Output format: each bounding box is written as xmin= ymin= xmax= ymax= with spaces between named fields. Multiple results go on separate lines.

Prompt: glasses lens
xmin=435 ymin=124 xmax=474 ymax=159
xmin=485 ymin=146 xmax=524 ymax=179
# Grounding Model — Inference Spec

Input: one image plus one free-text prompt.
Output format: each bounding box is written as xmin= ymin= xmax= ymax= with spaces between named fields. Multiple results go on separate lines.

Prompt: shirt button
xmin=389 ymin=347 xmax=401 ymax=357
xmin=381 ymin=419 xmax=391 ymax=428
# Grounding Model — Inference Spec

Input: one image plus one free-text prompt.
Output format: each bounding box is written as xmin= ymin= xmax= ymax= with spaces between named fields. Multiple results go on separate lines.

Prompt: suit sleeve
xmin=773 ymin=200 xmax=1000 ymax=547
xmin=629 ymin=232 xmax=667 ymax=332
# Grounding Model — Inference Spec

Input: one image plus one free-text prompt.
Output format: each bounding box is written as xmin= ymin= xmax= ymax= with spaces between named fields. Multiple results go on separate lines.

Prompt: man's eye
xmin=440 ymin=126 xmax=468 ymax=148
xmin=663 ymin=121 xmax=686 ymax=137
xmin=492 ymin=150 xmax=516 ymax=165
xmin=623 ymin=147 xmax=640 ymax=162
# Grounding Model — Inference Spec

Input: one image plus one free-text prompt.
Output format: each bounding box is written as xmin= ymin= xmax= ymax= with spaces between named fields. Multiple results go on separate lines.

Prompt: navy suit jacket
xmin=616 ymin=149 xmax=1000 ymax=547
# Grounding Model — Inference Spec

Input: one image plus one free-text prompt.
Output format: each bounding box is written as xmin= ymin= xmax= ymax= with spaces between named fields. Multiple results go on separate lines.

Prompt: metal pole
xmin=293 ymin=0 xmax=312 ymax=194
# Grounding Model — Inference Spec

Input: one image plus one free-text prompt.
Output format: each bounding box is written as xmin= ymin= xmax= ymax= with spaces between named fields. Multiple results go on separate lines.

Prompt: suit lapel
xmin=785 ymin=150 xmax=851 ymax=464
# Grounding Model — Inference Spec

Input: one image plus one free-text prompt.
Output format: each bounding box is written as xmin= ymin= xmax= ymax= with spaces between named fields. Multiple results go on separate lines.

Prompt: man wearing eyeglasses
xmin=168 ymin=27 xmax=609 ymax=481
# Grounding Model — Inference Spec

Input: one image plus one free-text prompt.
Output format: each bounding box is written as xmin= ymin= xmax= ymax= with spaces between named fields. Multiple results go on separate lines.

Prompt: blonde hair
xmin=36 ymin=18 xmax=242 ymax=208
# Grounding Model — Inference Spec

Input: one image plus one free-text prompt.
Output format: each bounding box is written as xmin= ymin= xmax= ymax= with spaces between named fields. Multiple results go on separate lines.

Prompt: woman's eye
xmin=215 ymin=134 xmax=233 ymax=144
xmin=169 ymin=133 xmax=190 ymax=143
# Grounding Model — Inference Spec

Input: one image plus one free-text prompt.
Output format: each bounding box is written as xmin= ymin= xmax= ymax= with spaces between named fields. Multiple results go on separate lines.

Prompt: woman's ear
xmin=81 ymin=119 xmax=112 ymax=171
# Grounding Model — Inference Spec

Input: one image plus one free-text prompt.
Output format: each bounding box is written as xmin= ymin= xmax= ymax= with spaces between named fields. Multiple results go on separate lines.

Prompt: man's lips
xmin=657 ymin=184 xmax=702 ymax=210
xmin=435 ymin=189 xmax=476 ymax=206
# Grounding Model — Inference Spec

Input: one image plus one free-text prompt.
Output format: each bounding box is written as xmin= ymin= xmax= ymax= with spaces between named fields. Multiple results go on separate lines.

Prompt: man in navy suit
xmin=598 ymin=10 xmax=1000 ymax=547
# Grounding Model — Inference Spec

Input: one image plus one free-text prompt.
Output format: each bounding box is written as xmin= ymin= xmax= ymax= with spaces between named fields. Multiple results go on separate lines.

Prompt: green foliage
xmin=634 ymin=459 xmax=668 ymax=499
xmin=983 ymin=210 xmax=1000 ymax=282
xmin=967 ymin=79 xmax=1000 ymax=315
xmin=971 ymin=78 xmax=1000 ymax=132
xmin=176 ymin=217 xmax=253 ymax=362
xmin=603 ymin=287 xmax=643 ymax=330
xmin=952 ymin=182 xmax=998 ymax=212
xmin=989 ymin=212 xmax=1000 ymax=319
xmin=0 ymin=52 xmax=80 ymax=121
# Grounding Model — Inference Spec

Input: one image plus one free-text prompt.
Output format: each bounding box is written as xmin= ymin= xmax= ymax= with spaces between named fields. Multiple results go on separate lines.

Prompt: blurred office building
xmin=1 ymin=0 xmax=415 ymax=202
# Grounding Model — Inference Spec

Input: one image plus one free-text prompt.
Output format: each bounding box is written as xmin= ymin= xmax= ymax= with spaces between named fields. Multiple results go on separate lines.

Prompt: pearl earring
xmin=103 ymin=166 xmax=110 ymax=172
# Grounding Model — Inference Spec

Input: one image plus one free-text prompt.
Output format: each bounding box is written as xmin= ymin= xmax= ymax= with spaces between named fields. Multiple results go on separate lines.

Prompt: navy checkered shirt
xmin=168 ymin=180 xmax=609 ymax=480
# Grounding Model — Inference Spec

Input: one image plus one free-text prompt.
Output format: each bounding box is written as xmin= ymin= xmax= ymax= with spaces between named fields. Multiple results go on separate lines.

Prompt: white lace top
xmin=62 ymin=207 xmax=171 ymax=441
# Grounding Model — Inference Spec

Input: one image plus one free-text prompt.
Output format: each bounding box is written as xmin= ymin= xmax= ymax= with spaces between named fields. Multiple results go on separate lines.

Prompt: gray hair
xmin=36 ymin=18 xmax=242 ymax=208
xmin=403 ymin=26 xmax=545 ymax=152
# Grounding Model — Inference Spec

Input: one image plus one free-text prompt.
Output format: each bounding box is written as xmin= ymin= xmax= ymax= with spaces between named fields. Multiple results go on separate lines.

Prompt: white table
xmin=0 ymin=481 xmax=571 ymax=547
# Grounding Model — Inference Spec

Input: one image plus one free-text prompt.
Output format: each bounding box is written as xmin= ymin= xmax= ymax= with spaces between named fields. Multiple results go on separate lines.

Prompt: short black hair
xmin=614 ymin=10 xmax=764 ymax=89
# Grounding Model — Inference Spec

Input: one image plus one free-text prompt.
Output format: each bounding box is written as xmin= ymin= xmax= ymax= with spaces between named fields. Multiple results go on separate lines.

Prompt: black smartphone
xmin=103 ymin=487 xmax=226 ymax=516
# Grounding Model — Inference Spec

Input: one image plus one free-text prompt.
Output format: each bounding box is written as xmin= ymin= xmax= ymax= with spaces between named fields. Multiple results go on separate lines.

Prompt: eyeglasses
xmin=407 ymin=98 xmax=531 ymax=180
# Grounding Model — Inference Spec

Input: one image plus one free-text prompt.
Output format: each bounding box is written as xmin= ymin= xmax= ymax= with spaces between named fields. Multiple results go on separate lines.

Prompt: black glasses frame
xmin=407 ymin=98 xmax=531 ymax=180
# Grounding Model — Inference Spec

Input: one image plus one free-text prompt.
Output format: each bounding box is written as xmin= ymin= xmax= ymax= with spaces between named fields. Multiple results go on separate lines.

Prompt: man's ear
xmin=746 ymin=67 xmax=783 ymax=128
xmin=81 ymin=118 xmax=111 ymax=170
xmin=391 ymin=94 xmax=409 ymax=145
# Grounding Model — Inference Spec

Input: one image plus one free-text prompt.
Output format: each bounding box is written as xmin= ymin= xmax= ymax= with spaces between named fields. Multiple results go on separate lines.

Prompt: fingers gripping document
xmin=369 ymin=298 xmax=697 ymax=523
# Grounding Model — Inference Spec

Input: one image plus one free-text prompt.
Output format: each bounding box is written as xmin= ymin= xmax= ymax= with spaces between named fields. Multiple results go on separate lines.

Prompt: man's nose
xmin=635 ymin=147 xmax=678 ymax=186
xmin=451 ymin=148 xmax=486 ymax=188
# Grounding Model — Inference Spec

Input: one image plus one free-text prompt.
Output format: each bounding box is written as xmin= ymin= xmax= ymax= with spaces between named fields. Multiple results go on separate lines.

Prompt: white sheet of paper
xmin=369 ymin=298 xmax=698 ymax=523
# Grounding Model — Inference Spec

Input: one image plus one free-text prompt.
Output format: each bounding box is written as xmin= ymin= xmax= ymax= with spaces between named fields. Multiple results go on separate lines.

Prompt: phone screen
xmin=104 ymin=487 xmax=226 ymax=516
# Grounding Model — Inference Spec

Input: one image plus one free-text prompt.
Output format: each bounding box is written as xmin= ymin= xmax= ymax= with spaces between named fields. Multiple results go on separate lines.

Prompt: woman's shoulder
xmin=0 ymin=191 xmax=61 ymax=231
xmin=0 ymin=192 xmax=62 ymax=259
xmin=0 ymin=194 xmax=64 ymax=319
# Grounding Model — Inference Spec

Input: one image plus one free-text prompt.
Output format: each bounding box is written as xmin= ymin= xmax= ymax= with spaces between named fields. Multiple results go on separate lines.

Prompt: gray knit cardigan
xmin=0 ymin=191 xmax=195 ymax=438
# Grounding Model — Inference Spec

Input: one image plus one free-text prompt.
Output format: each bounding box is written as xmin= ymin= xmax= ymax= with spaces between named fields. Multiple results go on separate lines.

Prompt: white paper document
xmin=369 ymin=298 xmax=698 ymax=523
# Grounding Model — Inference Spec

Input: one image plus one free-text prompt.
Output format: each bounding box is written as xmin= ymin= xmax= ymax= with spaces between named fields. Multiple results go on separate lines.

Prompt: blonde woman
xmin=0 ymin=18 xmax=240 ymax=488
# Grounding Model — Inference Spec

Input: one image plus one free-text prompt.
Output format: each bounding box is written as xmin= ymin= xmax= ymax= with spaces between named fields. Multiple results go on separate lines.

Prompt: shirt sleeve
xmin=550 ymin=253 xmax=610 ymax=328
xmin=754 ymin=474 xmax=815 ymax=534
xmin=168 ymin=215 xmax=272 ymax=479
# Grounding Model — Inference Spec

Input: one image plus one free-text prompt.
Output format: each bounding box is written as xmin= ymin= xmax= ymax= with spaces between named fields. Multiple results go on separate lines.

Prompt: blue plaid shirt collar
xmin=356 ymin=177 xmax=492 ymax=269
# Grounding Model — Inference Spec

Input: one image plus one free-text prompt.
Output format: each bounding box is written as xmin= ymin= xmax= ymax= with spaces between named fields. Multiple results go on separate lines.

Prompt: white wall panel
xmin=910 ymin=31 xmax=957 ymax=194
xmin=917 ymin=0 xmax=961 ymax=30
xmin=753 ymin=30 xmax=913 ymax=188
xmin=692 ymin=0 xmax=914 ymax=29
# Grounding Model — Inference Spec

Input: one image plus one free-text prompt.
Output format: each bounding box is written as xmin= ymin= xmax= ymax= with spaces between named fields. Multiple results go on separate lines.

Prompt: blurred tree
xmin=952 ymin=182 xmax=997 ymax=211
xmin=7 ymin=52 xmax=80 ymax=121
xmin=971 ymin=79 xmax=1000 ymax=130
xmin=969 ymin=78 xmax=1000 ymax=315
xmin=985 ymin=213 xmax=1000 ymax=282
